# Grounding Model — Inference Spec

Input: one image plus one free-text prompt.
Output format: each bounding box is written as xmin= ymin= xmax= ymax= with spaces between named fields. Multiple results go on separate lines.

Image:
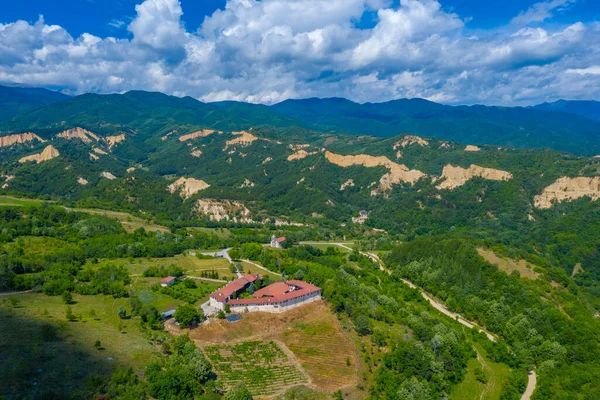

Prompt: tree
xmin=217 ymin=311 xmax=225 ymax=319
xmin=248 ymin=282 xmax=255 ymax=295
xmin=353 ymin=314 xmax=372 ymax=336
xmin=94 ymin=340 xmax=102 ymax=350
xmin=174 ymin=304 xmax=202 ymax=328
xmin=118 ymin=306 xmax=127 ymax=319
xmin=333 ymin=390 xmax=344 ymax=400
xmin=229 ymin=248 xmax=242 ymax=260
xmin=224 ymin=304 xmax=231 ymax=314
xmin=224 ymin=382 xmax=253 ymax=400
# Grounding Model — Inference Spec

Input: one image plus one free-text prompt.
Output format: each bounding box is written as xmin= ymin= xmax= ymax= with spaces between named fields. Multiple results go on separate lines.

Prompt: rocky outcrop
xmin=19 ymin=145 xmax=60 ymax=163
xmin=240 ymin=179 xmax=255 ymax=188
xmin=191 ymin=149 xmax=203 ymax=158
xmin=340 ymin=179 xmax=355 ymax=190
xmin=126 ymin=167 xmax=136 ymax=173
xmin=225 ymin=131 xmax=258 ymax=149
xmin=325 ymin=151 xmax=426 ymax=196
xmin=57 ymin=127 xmax=99 ymax=143
xmin=78 ymin=177 xmax=89 ymax=185
xmin=261 ymin=157 xmax=273 ymax=164
xmin=167 ymin=177 xmax=211 ymax=199
xmin=287 ymin=149 xmax=316 ymax=161
xmin=465 ymin=145 xmax=481 ymax=152
xmin=93 ymin=147 xmax=108 ymax=155
xmin=106 ymin=134 xmax=125 ymax=149
xmin=89 ymin=153 xmax=99 ymax=161
xmin=194 ymin=199 xmax=252 ymax=222
xmin=101 ymin=171 xmax=117 ymax=180
xmin=436 ymin=164 xmax=513 ymax=190
xmin=393 ymin=135 xmax=429 ymax=149
xmin=0 ymin=133 xmax=45 ymax=147
xmin=179 ymin=129 xmax=217 ymax=142
xmin=534 ymin=176 xmax=600 ymax=209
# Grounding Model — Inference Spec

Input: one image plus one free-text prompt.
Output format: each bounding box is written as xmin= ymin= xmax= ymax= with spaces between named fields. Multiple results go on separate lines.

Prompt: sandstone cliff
xmin=19 ymin=145 xmax=60 ymax=164
xmin=106 ymin=134 xmax=126 ymax=149
xmin=57 ymin=127 xmax=99 ymax=143
xmin=179 ymin=129 xmax=217 ymax=142
xmin=436 ymin=164 xmax=513 ymax=190
xmin=0 ymin=133 xmax=45 ymax=147
xmin=325 ymin=151 xmax=426 ymax=196
xmin=393 ymin=135 xmax=429 ymax=149
xmin=194 ymin=199 xmax=252 ymax=222
xmin=167 ymin=177 xmax=211 ymax=199
xmin=288 ymin=149 xmax=316 ymax=161
xmin=534 ymin=176 xmax=600 ymax=209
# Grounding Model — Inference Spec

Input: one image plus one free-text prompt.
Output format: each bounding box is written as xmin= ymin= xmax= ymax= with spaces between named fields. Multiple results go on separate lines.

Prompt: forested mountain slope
xmin=532 ymin=100 xmax=600 ymax=121
xmin=0 ymin=85 xmax=71 ymax=122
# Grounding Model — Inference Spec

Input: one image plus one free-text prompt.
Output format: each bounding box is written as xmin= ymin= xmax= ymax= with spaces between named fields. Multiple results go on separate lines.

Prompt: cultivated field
xmin=205 ymin=340 xmax=308 ymax=396
xmin=186 ymin=302 xmax=359 ymax=394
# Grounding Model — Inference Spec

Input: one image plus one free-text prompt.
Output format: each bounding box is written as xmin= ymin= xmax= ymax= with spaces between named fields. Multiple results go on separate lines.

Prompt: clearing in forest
xmin=477 ymin=248 xmax=539 ymax=280
xmin=204 ymin=340 xmax=307 ymax=396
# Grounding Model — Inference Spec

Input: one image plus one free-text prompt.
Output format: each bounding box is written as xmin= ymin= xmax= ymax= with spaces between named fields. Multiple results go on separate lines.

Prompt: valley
xmin=1 ymin=88 xmax=600 ymax=400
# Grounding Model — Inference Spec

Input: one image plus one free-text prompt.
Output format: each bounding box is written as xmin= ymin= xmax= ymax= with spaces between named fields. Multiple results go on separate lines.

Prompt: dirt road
xmin=521 ymin=371 xmax=537 ymax=400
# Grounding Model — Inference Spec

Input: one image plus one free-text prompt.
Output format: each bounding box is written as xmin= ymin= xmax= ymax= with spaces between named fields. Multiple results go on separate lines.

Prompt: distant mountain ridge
xmin=0 ymin=85 xmax=71 ymax=121
xmin=530 ymin=100 xmax=600 ymax=121
xmin=2 ymin=85 xmax=600 ymax=155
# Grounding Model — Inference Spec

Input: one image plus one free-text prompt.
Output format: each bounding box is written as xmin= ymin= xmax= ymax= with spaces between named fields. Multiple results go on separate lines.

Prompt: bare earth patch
xmin=19 ymin=145 xmax=60 ymax=164
xmin=325 ymin=151 xmax=426 ymax=196
xmin=477 ymin=248 xmax=539 ymax=280
xmin=436 ymin=164 xmax=512 ymax=190
xmin=534 ymin=176 xmax=600 ymax=209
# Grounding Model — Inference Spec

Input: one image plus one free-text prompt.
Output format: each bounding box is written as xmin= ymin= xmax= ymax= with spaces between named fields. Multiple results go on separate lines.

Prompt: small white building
xmin=270 ymin=235 xmax=286 ymax=248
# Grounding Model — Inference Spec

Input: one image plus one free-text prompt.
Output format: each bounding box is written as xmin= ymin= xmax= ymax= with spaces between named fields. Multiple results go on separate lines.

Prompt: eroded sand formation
xmin=325 ymin=151 xmax=426 ymax=196
xmin=101 ymin=171 xmax=117 ymax=180
xmin=78 ymin=177 xmax=89 ymax=185
xmin=287 ymin=149 xmax=317 ymax=161
xmin=93 ymin=148 xmax=108 ymax=155
xmin=340 ymin=179 xmax=355 ymax=190
xmin=0 ymin=133 xmax=45 ymax=147
xmin=393 ymin=135 xmax=429 ymax=149
xmin=240 ymin=179 xmax=255 ymax=188
xmin=19 ymin=145 xmax=59 ymax=163
xmin=106 ymin=134 xmax=125 ymax=149
xmin=191 ymin=149 xmax=203 ymax=158
xmin=179 ymin=129 xmax=217 ymax=142
xmin=225 ymin=131 xmax=259 ymax=149
xmin=534 ymin=176 xmax=600 ymax=209
xmin=194 ymin=199 xmax=252 ymax=222
xmin=167 ymin=177 xmax=211 ymax=199
xmin=465 ymin=145 xmax=481 ymax=152
xmin=89 ymin=153 xmax=99 ymax=161
xmin=436 ymin=164 xmax=512 ymax=190
xmin=57 ymin=127 xmax=99 ymax=143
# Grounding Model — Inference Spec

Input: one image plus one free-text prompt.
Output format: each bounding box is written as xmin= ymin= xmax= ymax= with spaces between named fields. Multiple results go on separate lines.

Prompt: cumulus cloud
xmin=0 ymin=0 xmax=598 ymax=105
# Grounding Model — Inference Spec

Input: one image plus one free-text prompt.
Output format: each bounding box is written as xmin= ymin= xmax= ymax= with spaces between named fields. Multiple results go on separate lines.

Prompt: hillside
xmin=0 ymin=85 xmax=71 ymax=121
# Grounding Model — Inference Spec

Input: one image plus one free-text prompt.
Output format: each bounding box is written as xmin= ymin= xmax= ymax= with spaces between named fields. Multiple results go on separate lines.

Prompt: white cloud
xmin=511 ymin=0 xmax=576 ymax=26
xmin=0 ymin=0 xmax=598 ymax=106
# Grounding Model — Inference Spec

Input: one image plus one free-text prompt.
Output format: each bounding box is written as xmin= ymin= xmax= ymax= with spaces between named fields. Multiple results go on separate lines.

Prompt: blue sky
xmin=1 ymin=0 xmax=599 ymax=105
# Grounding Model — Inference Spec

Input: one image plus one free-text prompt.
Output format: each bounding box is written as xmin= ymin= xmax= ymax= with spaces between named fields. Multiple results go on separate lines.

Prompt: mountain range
xmin=1 ymin=85 xmax=600 ymax=155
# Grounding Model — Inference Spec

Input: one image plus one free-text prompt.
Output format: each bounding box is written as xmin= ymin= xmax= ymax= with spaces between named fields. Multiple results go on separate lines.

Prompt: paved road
xmin=201 ymin=248 xmax=232 ymax=263
xmin=0 ymin=289 xmax=33 ymax=297
xmin=521 ymin=371 xmax=537 ymax=400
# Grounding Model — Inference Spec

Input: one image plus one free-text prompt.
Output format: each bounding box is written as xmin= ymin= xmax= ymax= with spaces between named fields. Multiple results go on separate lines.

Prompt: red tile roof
xmin=210 ymin=274 xmax=259 ymax=302
xmin=252 ymin=282 xmax=290 ymax=298
xmin=275 ymin=237 xmax=286 ymax=243
xmin=228 ymin=280 xmax=321 ymax=306
xmin=160 ymin=276 xmax=176 ymax=283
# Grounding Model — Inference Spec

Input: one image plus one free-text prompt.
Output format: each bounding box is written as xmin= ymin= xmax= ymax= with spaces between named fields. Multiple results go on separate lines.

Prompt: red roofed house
xmin=227 ymin=280 xmax=321 ymax=313
xmin=160 ymin=276 xmax=177 ymax=287
xmin=209 ymin=274 xmax=260 ymax=311
xmin=271 ymin=234 xmax=287 ymax=248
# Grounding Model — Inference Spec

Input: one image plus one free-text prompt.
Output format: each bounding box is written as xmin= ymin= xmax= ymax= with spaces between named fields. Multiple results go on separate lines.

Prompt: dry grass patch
xmin=477 ymin=248 xmax=539 ymax=280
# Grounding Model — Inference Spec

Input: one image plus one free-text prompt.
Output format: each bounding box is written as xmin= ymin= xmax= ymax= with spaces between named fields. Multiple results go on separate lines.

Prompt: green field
xmin=0 ymin=292 xmax=163 ymax=399
xmin=0 ymin=195 xmax=46 ymax=207
xmin=204 ymin=340 xmax=308 ymax=396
